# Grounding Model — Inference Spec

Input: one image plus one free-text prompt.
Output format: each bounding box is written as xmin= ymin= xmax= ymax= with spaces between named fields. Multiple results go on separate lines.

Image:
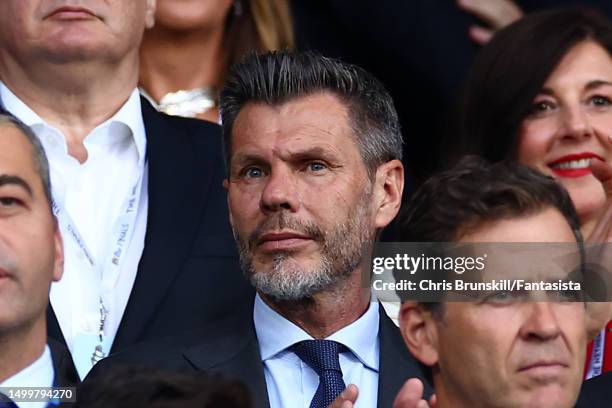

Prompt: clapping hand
xmin=327 ymin=379 xmax=437 ymax=408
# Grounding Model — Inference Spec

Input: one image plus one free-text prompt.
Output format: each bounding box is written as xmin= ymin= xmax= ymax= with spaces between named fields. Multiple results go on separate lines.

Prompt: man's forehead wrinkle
xmin=292 ymin=122 xmax=341 ymax=139
xmin=243 ymin=127 xmax=344 ymax=158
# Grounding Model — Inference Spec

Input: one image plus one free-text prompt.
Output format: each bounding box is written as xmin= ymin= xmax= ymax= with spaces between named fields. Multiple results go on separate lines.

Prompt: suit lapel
xmin=47 ymin=306 xmax=67 ymax=348
xmin=182 ymin=302 xmax=270 ymax=408
xmin=111 ymin=101 xmax=216 ymax=351
xmin=48 ymin=338 xmax=80 ymax=387
xmin=377 ymin=306 xmax=433 ymax=407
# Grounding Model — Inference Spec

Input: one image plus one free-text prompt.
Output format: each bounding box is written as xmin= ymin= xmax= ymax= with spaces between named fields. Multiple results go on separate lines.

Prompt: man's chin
xmin=248 ymin=266 xmax=333 ymax=302
xmin=514 ymin=385 xmax=578 ymax=408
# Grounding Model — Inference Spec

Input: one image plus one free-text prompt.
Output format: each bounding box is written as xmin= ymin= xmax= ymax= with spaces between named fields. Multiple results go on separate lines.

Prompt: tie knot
xmin=292 ymin=339 xmax=346 ymax=374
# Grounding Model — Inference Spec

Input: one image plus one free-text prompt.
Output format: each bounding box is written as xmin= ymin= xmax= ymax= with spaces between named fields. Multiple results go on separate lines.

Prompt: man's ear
xmin=372 ymin=160 xmax=404 ymax=229
xmin=52 ymin=220 xmax=64 ymax=282
xmin=399 ymin=301 xmax=440 ymax=367
xmin=145 ymin=0 xmax=157 ymax=29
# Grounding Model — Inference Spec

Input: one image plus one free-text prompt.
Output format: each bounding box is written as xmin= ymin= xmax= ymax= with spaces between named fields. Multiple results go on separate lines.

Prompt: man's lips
xmin=46 ymin=6 xmax=98 ymax=20
xmin=518 ymin=360 xmax=568 ymax=377
xmin=257 ymin=231 xmax=313 ymax=252
xmin=548 ymin=152 xmax=604 ymax=178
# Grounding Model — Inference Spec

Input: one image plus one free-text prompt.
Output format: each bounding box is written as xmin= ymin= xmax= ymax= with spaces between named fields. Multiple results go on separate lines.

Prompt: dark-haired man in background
xmin=397 ymin=157 xmax=592 ymax=408
xmin=88 ymin=50 xmax=432 ymax=408
xmin=0 ymin=113 xmax=78 ymax=406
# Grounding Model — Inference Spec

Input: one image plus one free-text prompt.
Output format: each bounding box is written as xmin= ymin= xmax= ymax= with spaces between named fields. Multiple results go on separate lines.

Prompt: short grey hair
xmin=220 ymin=50 xmax=403 ymax=178
xmin=0 ymin=111 xmax=52 ymax=208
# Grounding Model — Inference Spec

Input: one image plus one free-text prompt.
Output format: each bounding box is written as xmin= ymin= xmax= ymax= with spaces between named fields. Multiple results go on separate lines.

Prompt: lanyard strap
xmin=52 ymin=167 xmax=145 ymax=291
xmin=52 ymin=165 xmax=145 ymax=365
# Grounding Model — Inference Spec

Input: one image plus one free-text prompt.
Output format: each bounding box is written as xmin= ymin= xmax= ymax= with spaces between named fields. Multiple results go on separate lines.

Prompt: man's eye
xmin=482 ymin=290 xmax=523 ymax=305
xmin=307 ymin=162 xmax=327 ymax=172
xmin=486 ymin=291 xmax=512 ymax=302
xmin=0 ymin=197 xmax=18 ymax=207
xmin=244 ymin=167 xmax=264 ymax=178
xmin=557 ymin=288 xmax=583 ymax=302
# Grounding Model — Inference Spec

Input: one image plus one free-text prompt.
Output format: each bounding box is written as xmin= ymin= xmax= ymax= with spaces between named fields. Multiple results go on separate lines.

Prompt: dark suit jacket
xmin=47 ymin=99 xmax=253 ymax=354
xmin=575 ymin=372 xmax=612 ymax=408
xmin=48 ymin=338 xmax=79 ymax=388
xmin=86 ymin=297 xmax=433 ymax=408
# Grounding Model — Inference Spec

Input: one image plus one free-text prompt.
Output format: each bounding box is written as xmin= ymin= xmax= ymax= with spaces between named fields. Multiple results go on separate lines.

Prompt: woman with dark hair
xmin=455 ymin=7 xmax=612 ymax=236
xmin=452 ymin=7 xmax=612 ymax=379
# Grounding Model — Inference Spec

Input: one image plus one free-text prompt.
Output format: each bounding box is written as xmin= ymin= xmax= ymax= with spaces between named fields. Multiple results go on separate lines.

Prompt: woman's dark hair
xmin=449 ymin=7 xmax=612 ymax=165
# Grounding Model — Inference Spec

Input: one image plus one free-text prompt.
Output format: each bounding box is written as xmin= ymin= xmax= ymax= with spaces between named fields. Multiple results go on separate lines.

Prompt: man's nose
xmin=259 ymin=168 xmax=300 ymax=214
xmin=519 ymin=302 xmax=562 ymax=341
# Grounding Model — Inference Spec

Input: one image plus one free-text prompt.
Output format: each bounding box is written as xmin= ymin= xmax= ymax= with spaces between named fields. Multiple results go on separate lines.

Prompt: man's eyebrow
xmin=0 ymin=174 xmax=33 ymax=197
xmin=232 ymin=146 xmax=337 ymax=164
xmin=231 ymin=152 xmax=266 ymax=167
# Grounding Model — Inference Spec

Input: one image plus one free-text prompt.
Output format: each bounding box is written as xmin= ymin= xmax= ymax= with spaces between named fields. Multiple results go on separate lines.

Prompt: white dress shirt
xmin=254 ymin=294 xmax=380 ymax=408
xmin=0 ymin=83 xmax=149 ymax=378
xmin=0 ymin=346 xmax=54 ymax=408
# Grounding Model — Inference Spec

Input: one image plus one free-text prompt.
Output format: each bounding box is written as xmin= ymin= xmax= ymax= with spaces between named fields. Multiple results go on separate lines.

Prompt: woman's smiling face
xmin=518 ymin=40 xmax=612 ymax=229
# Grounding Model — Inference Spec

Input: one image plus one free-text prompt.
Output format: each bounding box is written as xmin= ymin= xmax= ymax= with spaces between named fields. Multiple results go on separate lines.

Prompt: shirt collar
xmin=0 ymin=345 xmax=54 ymax=389
xmin=0 ymin=82 xmax=147 ymax=166
xmin=253 ymin=293 xmax=380 ymax=371
xmin=0 ymin=81 xmax=46 ymax=127
xmin=111 ymin=88 xmax=147 ymax=166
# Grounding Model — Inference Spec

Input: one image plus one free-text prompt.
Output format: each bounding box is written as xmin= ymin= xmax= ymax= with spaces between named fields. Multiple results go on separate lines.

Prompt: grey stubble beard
xmin=234 ymin=188 xmax=373 ymax=302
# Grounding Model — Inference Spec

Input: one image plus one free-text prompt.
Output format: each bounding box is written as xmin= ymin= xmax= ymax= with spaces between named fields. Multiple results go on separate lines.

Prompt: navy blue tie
xmin=293 ymin=340 xmax=347 ymax=408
